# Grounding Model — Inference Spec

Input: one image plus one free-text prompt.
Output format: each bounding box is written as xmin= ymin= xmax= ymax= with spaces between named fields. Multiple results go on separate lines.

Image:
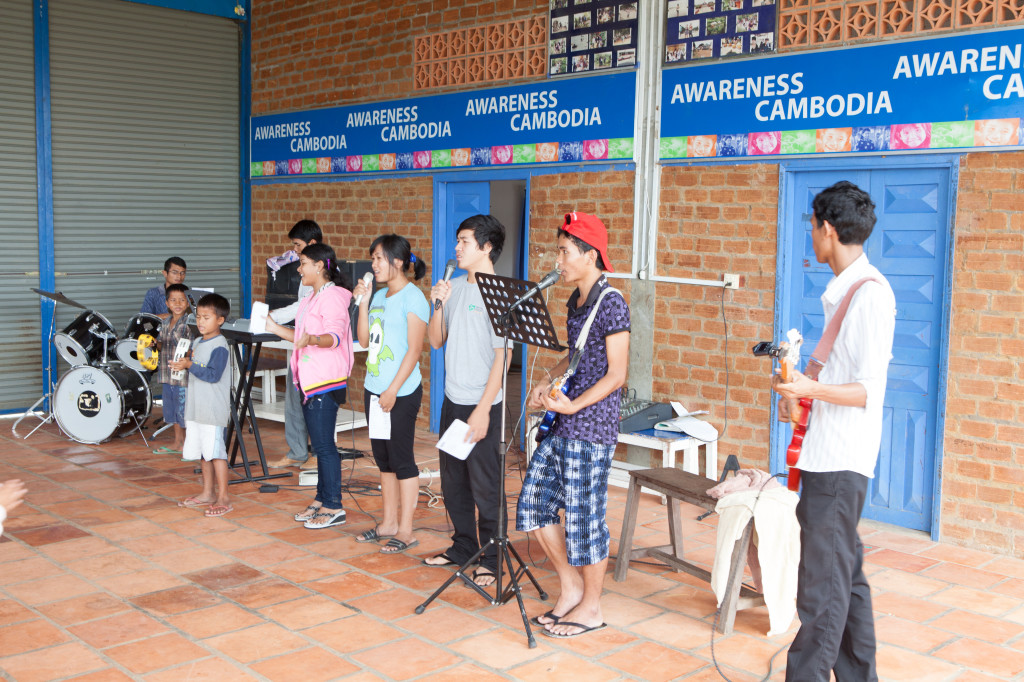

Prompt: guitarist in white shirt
xmin=773 ymin=181 xmax=896 ymax=682
xmin=516 ymin=212 xmax=630 ymax=639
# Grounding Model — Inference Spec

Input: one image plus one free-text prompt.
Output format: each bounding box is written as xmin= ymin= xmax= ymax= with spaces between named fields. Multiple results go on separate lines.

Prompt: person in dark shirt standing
xmin=140 ymin=257 xmax=187 ymax=319
xmin=516 ymin=212 xmax=630 ymax=639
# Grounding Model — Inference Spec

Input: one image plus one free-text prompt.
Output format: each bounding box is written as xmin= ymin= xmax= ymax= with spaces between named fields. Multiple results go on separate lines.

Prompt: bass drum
xmin=54 ymin=310 xmax=117 ymax=366
xmin=115 ymin=313 xmax=163 ymax=373
xmin=54 ymin=365 xmax=152 ymax=444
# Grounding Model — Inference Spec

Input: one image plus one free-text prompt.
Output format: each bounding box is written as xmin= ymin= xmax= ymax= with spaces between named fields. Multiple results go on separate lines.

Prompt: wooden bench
xmin=613 ymin=467 xmax=765 ymax=634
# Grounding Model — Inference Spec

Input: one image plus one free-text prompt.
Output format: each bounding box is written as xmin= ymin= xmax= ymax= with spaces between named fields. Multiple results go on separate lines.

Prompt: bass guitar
xmin=753 ymin=329 xmax=805 ymax=491
xmin=534 ymin=351 xmax=582 ymax=444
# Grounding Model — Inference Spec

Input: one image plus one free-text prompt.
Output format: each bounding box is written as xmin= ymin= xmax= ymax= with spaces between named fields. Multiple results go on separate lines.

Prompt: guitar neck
xmin=780 ymin=358 xmax=793 ymax=383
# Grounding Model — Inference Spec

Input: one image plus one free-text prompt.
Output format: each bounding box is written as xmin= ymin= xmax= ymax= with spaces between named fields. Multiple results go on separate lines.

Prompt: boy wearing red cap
xmin=516 ymin=212 xmax=630 ymax=638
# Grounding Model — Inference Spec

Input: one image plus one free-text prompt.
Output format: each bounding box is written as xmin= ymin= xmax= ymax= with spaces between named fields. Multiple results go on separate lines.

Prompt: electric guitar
xmin=534 ymin=351 xmax=582 ymax=444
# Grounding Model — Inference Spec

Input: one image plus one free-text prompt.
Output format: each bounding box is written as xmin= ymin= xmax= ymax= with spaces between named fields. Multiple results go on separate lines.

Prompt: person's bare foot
xmin=423 ymin=552 xmax=457 ymax=566
xmin=542 ymin=578 xmax=584 ymax=625
xmin=178 ymin=495 xmax=215 ymax=508
xmin=473 ymin=566 xmax=496 ymax=587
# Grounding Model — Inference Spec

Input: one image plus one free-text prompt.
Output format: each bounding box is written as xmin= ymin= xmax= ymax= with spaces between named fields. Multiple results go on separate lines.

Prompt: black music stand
xmin=219 ymin=326 xmax=293 ymax=485
xmin=415 ymin=273 xmax=563 ymax=649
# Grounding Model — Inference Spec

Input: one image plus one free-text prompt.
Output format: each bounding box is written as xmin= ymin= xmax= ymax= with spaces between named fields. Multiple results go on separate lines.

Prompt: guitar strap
xmin=804 ymin=277 xmax=880 ymax=380
xmin=576 ymin=287 xmax=618 ymax=349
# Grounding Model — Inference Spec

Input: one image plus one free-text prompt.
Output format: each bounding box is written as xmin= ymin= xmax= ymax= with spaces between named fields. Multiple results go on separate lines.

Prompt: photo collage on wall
xmin=664 ymin=0 xmax=776 ymax=64
xmin=549 ymin=0 xmax=639 ymax=76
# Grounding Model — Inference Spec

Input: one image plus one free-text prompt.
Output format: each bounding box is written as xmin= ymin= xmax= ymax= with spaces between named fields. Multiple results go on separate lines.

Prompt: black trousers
xmin=364 ymin=387 xmax=422 ymax=480
xmin=438 ymin=398 xmax=503 ymax=570
xmin=786 ymin=470 xmax=877 ymax=682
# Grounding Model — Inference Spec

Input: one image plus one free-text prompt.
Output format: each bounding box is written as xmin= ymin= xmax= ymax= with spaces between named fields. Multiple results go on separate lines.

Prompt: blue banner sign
xmin=250 ymin=72 xmax=636 ymax=176
xmin=661 ymin=28 xmax=1024 ymax=158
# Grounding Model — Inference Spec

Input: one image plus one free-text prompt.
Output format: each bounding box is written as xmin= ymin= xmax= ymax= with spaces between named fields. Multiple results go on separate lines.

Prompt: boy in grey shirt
xmin=171 ymin=293 xmax=233 ymax=518
xmin=426 ymin=215 xmax=509 ymax=586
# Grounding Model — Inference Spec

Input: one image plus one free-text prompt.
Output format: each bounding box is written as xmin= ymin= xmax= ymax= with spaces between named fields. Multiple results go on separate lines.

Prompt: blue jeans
xmin=302 ymin=389 xmax=346 ymax=509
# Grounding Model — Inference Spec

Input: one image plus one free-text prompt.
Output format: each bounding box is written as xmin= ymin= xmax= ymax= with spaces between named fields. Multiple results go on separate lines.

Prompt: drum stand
xmin=12 ymin=296 xmax=59 ymax=439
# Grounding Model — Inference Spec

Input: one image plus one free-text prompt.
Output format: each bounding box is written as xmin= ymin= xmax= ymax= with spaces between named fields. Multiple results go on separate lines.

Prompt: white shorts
xmin=182 ymin=421 xmax=228 ymax=462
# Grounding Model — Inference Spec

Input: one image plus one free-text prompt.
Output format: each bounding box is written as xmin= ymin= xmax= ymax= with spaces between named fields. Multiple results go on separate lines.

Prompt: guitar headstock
xmin=778 ymin=328 xmax=803 ymax=382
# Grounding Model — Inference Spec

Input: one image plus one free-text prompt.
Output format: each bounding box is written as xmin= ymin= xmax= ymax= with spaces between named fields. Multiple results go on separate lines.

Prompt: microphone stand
xmin=415 ymin=272 xmax=564 ymax=648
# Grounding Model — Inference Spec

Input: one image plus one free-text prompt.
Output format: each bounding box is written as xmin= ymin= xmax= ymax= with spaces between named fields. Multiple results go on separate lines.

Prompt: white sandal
xmin=303 ymin=509 xmax=347 ymax=529
xmin=294 ymin=504 xmax=321 ymax=522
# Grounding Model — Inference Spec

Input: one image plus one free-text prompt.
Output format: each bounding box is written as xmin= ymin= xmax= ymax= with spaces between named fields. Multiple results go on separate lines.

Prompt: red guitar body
xmin=785 ymin=396 xmax=813 ymax=491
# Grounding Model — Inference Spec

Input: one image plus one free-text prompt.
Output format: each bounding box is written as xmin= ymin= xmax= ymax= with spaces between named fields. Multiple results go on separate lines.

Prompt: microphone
xmin=353 ymin=271 xmax=374 ymax=306
xmin=434 ymin=259 xmax=457 ymax=310
xmin=511 ymin=267 xmax=561 ymax=309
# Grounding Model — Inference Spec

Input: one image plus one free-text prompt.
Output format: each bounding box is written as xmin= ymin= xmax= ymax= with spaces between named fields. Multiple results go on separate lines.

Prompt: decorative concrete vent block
xmin=781 ymin=0 xmax=1023 ymax=49
xmin=413 ymin=16 xmax=548 ymax=89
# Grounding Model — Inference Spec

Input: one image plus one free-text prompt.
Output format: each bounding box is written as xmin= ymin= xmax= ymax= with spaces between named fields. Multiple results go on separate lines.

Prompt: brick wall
xmin=247 ymin=3 xmax=1024 ymax=557
xmin=251 ymin=0 xmax=549 ymax=115
xmin=941 ymin=151 xmax=1024 ymax=554
xmin=655 ymin=164 xmax=780 ymax=466
xmin=251 ymin=178 xmax=435 ymax=425
xmin=526 ymin=169 xmax=636 ymax=361
xmin=526 ymin=166 xmax=776 ymax=467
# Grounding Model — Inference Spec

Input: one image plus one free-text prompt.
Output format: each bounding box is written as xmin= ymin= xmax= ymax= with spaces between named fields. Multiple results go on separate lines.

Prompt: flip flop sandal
xmin=422 ymin=552 xmax=457 ymax=566
xmin=153 ymin=446 xmax=182 ymax=454
xmin=531 ymin=610 xmax=562 ymax=627
xmin=542 ymin=621 xmax=607 ymax=639
xmin=356 ymin=527 xmax=394 ymax=543
xmin=380 ymin=538 xmax=419 ymax=554
xmin=471 ymin=567 xmax=496 ymax=587
xmin=204 ymin=505 xmax=233 ymax=518
xmin=294 ymin=504 xmax=322 ymax=522
xmin=177 ymin=496 xmax=209 ymax=508
xmin=303 ymin=509 xmax=346 ymax=529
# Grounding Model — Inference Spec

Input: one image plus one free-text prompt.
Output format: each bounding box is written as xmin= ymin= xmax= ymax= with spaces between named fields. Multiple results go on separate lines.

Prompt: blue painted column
xmin=239 ymin=1 xmax=252 ymax=315
xmin=34 ymin=0 xmax=56 ymax=402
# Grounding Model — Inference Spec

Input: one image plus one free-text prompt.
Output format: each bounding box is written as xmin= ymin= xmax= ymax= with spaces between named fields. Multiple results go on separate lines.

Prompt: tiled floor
xmin=2 ymin=411 xmax=1024 ymax=681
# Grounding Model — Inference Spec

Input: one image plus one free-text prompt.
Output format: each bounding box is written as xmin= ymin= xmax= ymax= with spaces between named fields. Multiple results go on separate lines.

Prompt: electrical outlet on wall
xmin=723 ymin=273 xmax=740 ymax=289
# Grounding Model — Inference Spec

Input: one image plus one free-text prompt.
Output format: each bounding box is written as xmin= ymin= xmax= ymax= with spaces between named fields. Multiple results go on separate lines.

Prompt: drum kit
xmin=15 ymin=288 xmax=165 ymax=445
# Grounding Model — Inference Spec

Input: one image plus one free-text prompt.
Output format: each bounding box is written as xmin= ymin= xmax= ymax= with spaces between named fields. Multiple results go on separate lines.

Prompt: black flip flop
xmin=531 ymin=610 xmax=561 ymax=627
xmin=422 ymin=552 xmax=457 ymax=566
xmin=471 ymin=567 xmax=496 ymax=587
xmin=380 ymin=538 xmax=419 ymax=554
xmin=355 ymin=527 xmax=394 ymax=543
xmin=542 ymin=621 xmax=608 ymax=638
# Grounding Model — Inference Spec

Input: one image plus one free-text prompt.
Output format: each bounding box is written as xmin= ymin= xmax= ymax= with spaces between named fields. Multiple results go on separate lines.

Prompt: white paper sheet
xmin=368 ymin=395 xmax=391 ymax=440
xmin=436 ymin=419 xmax=476 ymax=460
xmin=670 ymin=401 xmax=709 ymax=418
xmin=654 ymin=415 xmax=719 ymax=441
xmin=249 ymin=301 xmax=269 ymax=334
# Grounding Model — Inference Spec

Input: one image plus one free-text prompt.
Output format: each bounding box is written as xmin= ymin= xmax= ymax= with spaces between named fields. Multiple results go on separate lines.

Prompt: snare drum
xmin=115 ymin=313 xmax=163 ymax=373
xmin=54 ymin=365 xmax=152 ymax=444
xmin=54 ymin=310 xmax=117 ymax=366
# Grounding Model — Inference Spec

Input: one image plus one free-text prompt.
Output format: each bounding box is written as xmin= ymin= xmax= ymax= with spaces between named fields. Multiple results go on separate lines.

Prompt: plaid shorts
xmin=515 ymin=434 xmax=615 ymax=566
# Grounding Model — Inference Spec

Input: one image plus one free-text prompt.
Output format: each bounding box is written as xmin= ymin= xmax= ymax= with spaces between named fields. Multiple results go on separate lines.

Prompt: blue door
xmin=776 ymin=164 xmax=953 ymax=532
xmin=429 ymin=182 xmax=490 ymax=432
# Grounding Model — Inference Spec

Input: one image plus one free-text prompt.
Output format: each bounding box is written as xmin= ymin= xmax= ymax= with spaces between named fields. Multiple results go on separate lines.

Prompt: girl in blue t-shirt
xmin=353 ymin=234 xmax=429 ymax=554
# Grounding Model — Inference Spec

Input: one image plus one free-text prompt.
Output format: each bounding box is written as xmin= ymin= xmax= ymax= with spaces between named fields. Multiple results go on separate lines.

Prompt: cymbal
xmin=30 ymin=288 xmax=88 ymax=310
